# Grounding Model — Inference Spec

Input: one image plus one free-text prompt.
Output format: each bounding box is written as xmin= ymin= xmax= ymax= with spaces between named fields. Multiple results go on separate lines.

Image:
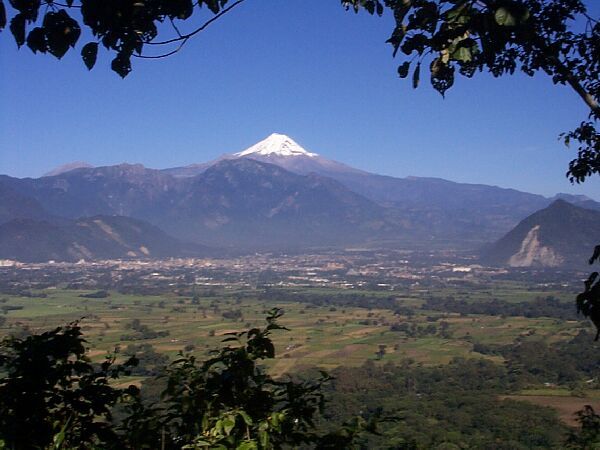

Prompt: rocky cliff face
xmin=482 ymin=200 xmax=600 ymax=268
xmin=506 ymin=225 xmax=564 ymax=267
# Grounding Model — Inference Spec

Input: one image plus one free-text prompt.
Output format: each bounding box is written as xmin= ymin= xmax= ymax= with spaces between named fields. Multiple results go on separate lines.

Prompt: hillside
xmin=159 ymin=158 xmax=404 ymax=248
xmin=482 ymin=200 xmax=600 ymax=268
xmin=0 ymin=215 xmax=208 ymax=262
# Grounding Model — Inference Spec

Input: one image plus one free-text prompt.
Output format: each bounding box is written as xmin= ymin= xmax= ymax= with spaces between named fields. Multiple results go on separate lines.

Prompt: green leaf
xmin=452 ymin=46 xmax=471 ymax=62
xmin=259 ymin=430 xmax=269 ymax=448
xmin=397 ymin=61 xmax=410 ymax=78
xmin=445 ymin=2 xmax=470 ymax=25
xmin=183 ymin=440 xmax=211 ymax=448
xmin=204 ymin=0 xmax=221 ymax=14
xmin=167 ymin=0 xmax=194 ymax=20
xmin=81 ymin=42 xmax=98 ymax=70
xmin=26 ymin=27 xmax=46 ymax=54
xmin=223 ymin=417 xmax=235 ymax=435
xmin=43 ymin=10 xmax=81 ymax=59
xmin=214 ymin=419 xmax=224 ymax=435
xmin=494 ymin=7 xmax=516 ymax=26
xmin=52 ymin=430 xmax=65 ymax=448
xmin=0 ymin=0 xmax=6 ymax=30
xmin=236 ymin=442 xmax=258 ymax=450
xmin=430 ymin=58 xmax=455 ymax=97
xmin=51 ymin=417 xmax=71 ymax=450
xmin=238 ymin=410 xmax=253 ymax=426
xmin=111 ymin=53 xmax=132 ymax=78
xmin=270 ymin=413 xmax=279 ymax=427
xmin=412 ymin=62 xmax=421 ymax=89
xmin=393 ymin=4 xmax=411 ymax=24
xmin=10 ymin=13 xmax=26 ymax=47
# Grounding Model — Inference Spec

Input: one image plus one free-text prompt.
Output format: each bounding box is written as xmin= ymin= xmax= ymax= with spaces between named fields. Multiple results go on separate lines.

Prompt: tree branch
xmin=533 ymin=36 xmax=600 ymax=118
xmin=565 ymin=75 xmax=600 ymax=117
xmin=470 ymin=0 xmax=600 ymax=120
xmin=145 ymin=0 xmax=247 ymax=46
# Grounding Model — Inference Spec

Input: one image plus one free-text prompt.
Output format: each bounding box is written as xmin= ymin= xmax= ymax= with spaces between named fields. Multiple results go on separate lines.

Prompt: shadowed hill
xmin=0 ymin=215 xmax=209 ymax=262
xmin=160 ymin=158 xmax=404 ymax=248
xmin=0 ymin=181 xmax=53 ymax=224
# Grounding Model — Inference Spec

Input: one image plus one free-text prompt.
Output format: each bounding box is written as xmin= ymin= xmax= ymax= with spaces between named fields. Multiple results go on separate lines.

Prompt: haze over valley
xmin=1 ymin=133 xmax=598 ymax=268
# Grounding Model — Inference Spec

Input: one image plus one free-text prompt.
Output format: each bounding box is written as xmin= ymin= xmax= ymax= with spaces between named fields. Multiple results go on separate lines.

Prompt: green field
xmin=0 ymin=284 xmax=587 ymax=376
xmin=1 ymin=281 xmax=599 ymax=437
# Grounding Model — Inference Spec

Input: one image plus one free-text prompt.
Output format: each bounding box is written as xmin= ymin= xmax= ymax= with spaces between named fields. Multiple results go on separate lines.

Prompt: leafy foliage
xmin=577 ymin=245 xmax=600 ymax=340
xmin=564 ymin=121 xmax=600 ymax=183
xmin=345 ymin=0 xmax=599 ymax=181
xmin=124 ymin=309 xmax=314 ymax=448
xmin=1 ymin=0 xmax=245 ymax=77
xmin=424 ymin=294 xmax=579 ymax=320
xmin=0 ymin=310 xmax=374 ymax=449
xmin=0 ymin=321 xmax=138 ymax=449
xmin=320 ymin=357 xmax=569 ymax=448
xmin=498 ymin=330 xmax=600 ymax=384
xmin=566 ymin=405 xmax=600 ymax=449
xmin=121 ymin=308 xmax=375 ymax=449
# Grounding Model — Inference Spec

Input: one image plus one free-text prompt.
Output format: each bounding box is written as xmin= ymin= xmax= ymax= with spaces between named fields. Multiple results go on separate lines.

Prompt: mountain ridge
xmin=158 ymin=158 xmax=403 ymax=248
xmin=3 ymin=133 xmax=599 ymax=257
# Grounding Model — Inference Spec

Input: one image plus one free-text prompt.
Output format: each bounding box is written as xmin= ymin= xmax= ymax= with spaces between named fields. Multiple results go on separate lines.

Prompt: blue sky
xmin=1 ymin=0 xmax=599 ymax=199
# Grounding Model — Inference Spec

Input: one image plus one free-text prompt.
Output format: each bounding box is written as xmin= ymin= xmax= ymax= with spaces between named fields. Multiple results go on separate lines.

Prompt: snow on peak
xmin=234 ymin=133 xmax=318 ymax=158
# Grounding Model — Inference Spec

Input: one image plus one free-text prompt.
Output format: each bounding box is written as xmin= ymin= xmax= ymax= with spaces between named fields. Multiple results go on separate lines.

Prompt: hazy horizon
xmin=3 ymin=131 xmax=597 ymax=202
xmin=2 ymin=1 xmax=599 ymax=198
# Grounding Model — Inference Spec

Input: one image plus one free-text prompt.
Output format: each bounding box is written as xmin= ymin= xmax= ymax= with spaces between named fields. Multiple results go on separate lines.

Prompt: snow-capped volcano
xmin=161 ymin=133 xmax=365 ymax=178
xmin=230 ymin=133 xmax=367 ymax=178
xmin=234 ymin=133 xmax=318 ymax=158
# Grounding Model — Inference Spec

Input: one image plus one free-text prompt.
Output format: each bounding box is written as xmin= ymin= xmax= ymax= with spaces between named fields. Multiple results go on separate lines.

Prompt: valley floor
xmin=0 ymin=254 xmax=597 ymax=447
